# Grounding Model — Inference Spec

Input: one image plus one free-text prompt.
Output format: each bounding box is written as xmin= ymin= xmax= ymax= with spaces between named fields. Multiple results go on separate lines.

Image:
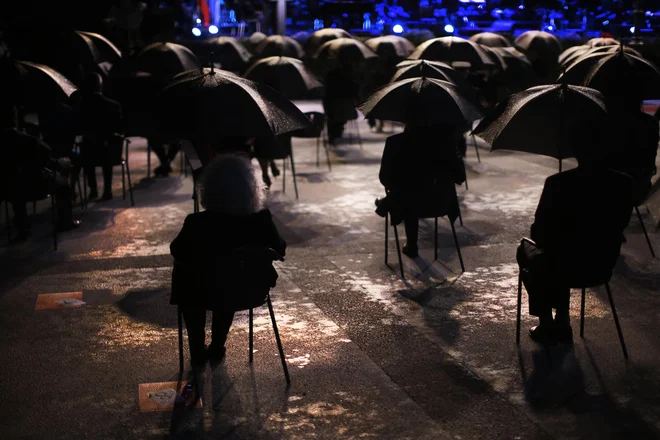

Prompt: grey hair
xmin=199 ymin=153 xmax=266 ymax=215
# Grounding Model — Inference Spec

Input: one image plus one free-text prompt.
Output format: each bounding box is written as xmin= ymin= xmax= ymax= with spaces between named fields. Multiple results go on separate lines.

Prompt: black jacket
xmin=530 ymin=167 xmax=633 ymax=285
xmin=170 ymin=209 xmax=286 ymax=309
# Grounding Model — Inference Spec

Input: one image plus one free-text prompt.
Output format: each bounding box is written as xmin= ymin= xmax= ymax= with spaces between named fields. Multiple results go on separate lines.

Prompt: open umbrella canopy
xmin=473 ymin=84 xmax=606 ymax=160
xmin=256 ymin=35 xmax=304 ymax=59
xmin=481 ymin=45 xmax=508 ymax=72
xmin=489 ymin=47 xmax=536 ymax=92
xmin=558 ymin=47 xmax=660 ymax=98
xmin=558 ymin=45 xmax=590 ymax=69
xmin=358 ymin=77 xmax=483 ymax=128
xmin=1 ymin=60 xmax=77 ymax=110
xmin=408 ymin=37 xmax=495 ymax=70
xmin=469 ymin=32 xmax=511 ymax=48
xmin=244 ymin=56 xmax=322 ymax=99
xmin=158 ymin=67 xmax=312 ymax=142
xmin=78 ymin=31 xmax=121 ymax=64
xmin=557 ymin=44 xmax=640 ymax=73
xmin=514 ymin=31 xmax=562 ymax=63
xmin=305 ymin=28 xmax=353 ymax=56
xmin=196 ymin=37 xmax=252 ymax=72
xmin=314 ymin=38 xmax=377 ymax=65
xmin=136 ymin=42 xmax=201 ymax=79
xmin=391 ymin=59 xmax=460 ymax=83
xmin=365 ymin=36 xmax=415 ymax=60
xmin=587 ymin=37 xmax=618 ymax=48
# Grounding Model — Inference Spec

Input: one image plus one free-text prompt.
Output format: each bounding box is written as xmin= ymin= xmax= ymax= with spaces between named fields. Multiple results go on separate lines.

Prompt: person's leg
xmin=101 ymin=163 xmax=113 ymax=200
xmin=180 ymin=307 xmax=208 ymax=365
xmin=84 ymin=164 xmax=98 ymax=199
xmin=150 ymin=139 xmax=171 ymax=176
xmin=257 ymin=157 xmax=272 ymax=187
xmin=55 ymin=180 xmax=79 ymax=231
xmin=403 ymin=218 xmax=419 ymax=257
xmin=208 ymin=310 xmax=235 ymax=360
xmin=517 ymin=241 xmax=555 ymax=341
xmin=269 ymin=159 xmax=280 ymax=177
xmin=10 ymin=201 xmax=29 ymax=240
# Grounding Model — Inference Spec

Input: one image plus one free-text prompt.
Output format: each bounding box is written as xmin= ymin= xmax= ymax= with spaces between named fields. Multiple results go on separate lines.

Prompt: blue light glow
xmin=444 ymin=24 xmax=455 ymax=33
xmin=630 ymin=26 xmax=636 ymax=34
xmin=603 ymin=20 xmax=610 ymax=25
xmin=392 ymin=24 xmax=404 ymax=34
xmin=192 ymin=27 xmax=202 ymax=37
xmin=196 ymin=18 xmax=202 ymax=24
xmin=209 ymin=25 xmax=219 ymax=34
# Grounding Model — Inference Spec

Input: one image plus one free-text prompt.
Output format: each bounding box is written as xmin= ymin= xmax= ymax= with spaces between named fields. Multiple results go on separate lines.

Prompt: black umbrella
xmin=136 ymin=42 xmax=200 ymax=79
xmin=256 ymin=35 xmax=304 ymax=59
xmin=473 ymin=84 xmax=607 ymax=167
xmin=469 ymin=32 xmax=511 ymax=48
xmin=305 ymin=28 xmax=353 ymax=56
xmin=558 ymin=45 xmax=590 ymax=69
xmin=313 ymin=38 xmax=378 ymax=68
xmin=489 ymin=47 xmax=536 ymax=92
xmin=358 ymin=77 xmax=483 ymax=128
xmin=409 ymin=37 xmax=495 ymax=70
xmin=365 ymin=36 xmax=415 ymax=60
xmin=392 ymin=59 xmax=460 ymax=83
xmin=558 ymin=48 xmax=660 ymax=98
xmin=158 ymin=67 xmax=312 ymax=144
xmin=78 ymin=31 xmax=121 ymax=65
xmin=481 ymin=45 xmax=508 ymax=72
xmin=1 ymin=60 xmax=77 ymax=110
xmin=197 ymin=37 xmax=252 ymax=72
xmin=558 ymin=45 xmax=640 ymax=72
xmin=587 ymin=37 xmax=618 ymax=48
xmin=514 ymin=31 xmax=562 ymax=64
xmin=244 ymin=56 xmax=322 ymax=99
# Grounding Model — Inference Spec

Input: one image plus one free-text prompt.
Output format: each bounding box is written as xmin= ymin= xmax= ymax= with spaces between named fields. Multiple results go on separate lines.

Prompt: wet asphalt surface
xmin=1 ymin=104 xmax=659 ymax=439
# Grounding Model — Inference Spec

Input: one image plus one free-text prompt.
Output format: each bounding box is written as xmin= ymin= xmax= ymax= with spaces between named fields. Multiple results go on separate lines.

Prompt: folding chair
xmin=81 ymin=134 xmax=134 ymax=206
xmin=634 ymin=206 xmax=655 ymax=258
xmin=292 ymin=112 xmax=331 ymax=171
xmin=515 ymin=238 xmax=628 ymax=359
xmin=175 ymin=248 xmax=290 ymax=384
xmin=383 ymin=188 xmax=465 ymax=279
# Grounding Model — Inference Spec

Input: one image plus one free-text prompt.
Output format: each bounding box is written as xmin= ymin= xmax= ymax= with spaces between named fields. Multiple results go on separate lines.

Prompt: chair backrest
xmin=292 ymin=112 xmax=325 ymax=138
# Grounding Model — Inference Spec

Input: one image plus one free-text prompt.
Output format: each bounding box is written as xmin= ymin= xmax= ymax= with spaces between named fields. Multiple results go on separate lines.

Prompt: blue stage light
xmin=192 ymin=27 xmax=202 ymax=37
xmin=392 ymin=24 xmax=404 ymax=34
xmin=209 ymin=25 xmax=219 ymax=34
xmin=602 ymin=20 xmax=609 ymax=25
xmin=444 ymin=24 xmax=455 ymax=33
xmin=630 ymin=26 xmax=636 ymax=34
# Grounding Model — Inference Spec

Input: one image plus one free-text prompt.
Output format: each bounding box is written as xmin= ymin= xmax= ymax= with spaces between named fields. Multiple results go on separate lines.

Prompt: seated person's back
xmin=531 ymin=167 xmax=633 ymax=283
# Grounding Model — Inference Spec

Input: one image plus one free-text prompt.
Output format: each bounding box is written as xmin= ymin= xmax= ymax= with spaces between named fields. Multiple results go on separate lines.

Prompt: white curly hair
xmin=199 ymin=153 xmax=267 ymax=215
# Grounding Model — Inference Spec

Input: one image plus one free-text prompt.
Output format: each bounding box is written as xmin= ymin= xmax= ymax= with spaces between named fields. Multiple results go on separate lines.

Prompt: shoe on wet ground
xmin=529 ymin=325 xmax=557 ymax=345
xmin=402 ymin=244 xmax=418 ymax=258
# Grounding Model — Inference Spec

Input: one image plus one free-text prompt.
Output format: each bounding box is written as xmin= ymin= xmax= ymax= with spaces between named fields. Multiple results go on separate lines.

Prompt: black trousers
xmin=179 ymin=308 xmax=235 ymax=363
xmin=516 ymin=241 xmax=570 ymax=317
xmin=149 ymin=139 xmax=181 ymax=167
xmin=84 ymin=163 xmax=113 ymax=195
xmin=404 ymin=218 xmax=418 ymax=249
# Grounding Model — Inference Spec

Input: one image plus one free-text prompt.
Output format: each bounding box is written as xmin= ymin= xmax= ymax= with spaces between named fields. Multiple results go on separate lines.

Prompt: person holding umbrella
xmin=516 ymin=127 xmax=635 ymax=344
xmin=375 ymin=124 xmax=466 ymax=257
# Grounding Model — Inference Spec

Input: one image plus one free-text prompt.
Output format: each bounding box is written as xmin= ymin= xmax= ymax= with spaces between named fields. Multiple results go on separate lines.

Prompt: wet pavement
xmin=1 ymin=105 xmax=659 ymax=439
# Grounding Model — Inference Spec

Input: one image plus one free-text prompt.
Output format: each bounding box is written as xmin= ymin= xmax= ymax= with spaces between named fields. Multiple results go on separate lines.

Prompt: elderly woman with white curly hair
xmin=170 ymin=153 xmax=286 ymax=367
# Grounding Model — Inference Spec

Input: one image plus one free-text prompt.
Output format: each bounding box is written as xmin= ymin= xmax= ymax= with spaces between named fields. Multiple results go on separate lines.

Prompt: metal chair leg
xmin=249 ymin=308 xmax=254 ymax=363
xmin=125 ymin=159 xmax=134 ymax=206
xmin=450 ymin=220 xmax=464 ymax=272
xmin=178 ymin=306 xmax=184 ymax=372
xmin=580 ymin=287 xmax=586 ymax=337
xmin=471 ymin=134 xmax=480 ymax=163
xmin=434 ymin=217 xmax=438 ymax=261
xmin=354 ymin=119 xmax=362 ymax=150
xmin=4 ymin=201 xmax=10 ymax=244
xmin=635 ymin=206 xmax=656 ymax=258
xmin=384 ymin=213 xmax=389 ymax=266
xmin=282 ymin=158 xmax=286 ymax=194
xmin=51 ymin=193 xmax=57 ymax=251
xmin=516 ymin=273 xmax=522 ymax=344
xmin=76 ymin=175 xmax=84 ymax=211
xmin=290 ymin=154 xmax=299 ymax=200
xmin=323 ymin=132 xmax=331 ymax=171
xmin=605 ymin=283 xmax=629 ymax=359
xmin=316 ymin=136 xmax=320 ymax=168
xmin=393 ymin=223 xmax=405 ymax=279
xmin=121 ymin=162 xmax=126 ymax=200
xmin=266 ymin=295 xmax=291 ymax=385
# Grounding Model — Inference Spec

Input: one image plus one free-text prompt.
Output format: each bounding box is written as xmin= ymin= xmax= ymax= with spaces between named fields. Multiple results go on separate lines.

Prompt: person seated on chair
xmin=516 ymin=137 xmax=635 ymax=345
xmin=253 ymin=135 xmax=291 ymax=188
xmin=170 ymin=153 xmax=286 ymax=367
xmin=323 ymin=64 xmax=360 ymax=144
xmin=73 ymin=72 xmax=123 ymax=201
xmin=375 ymin=124 xmax=466 ymax=258
xmin=1 ymin=105 xmax=80 ymax=240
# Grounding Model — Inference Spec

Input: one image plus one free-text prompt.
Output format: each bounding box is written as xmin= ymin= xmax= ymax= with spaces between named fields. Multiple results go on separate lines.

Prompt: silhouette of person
xmin=253 ymin=135 xmax=290 ymax=188
xmin=170 ymin=153 xmax=286 ymax=366
xmin=517 ymin=138 xmax=634 ymax=345
xmin=323 ymin=65 xmax=360 ymax=144
xmin=1 ymin=105 xmax=79 ymax=240
xmin=376 ymin=124 xmax=466 ymax=257
xmin=73 ymin=73 xmax=123 ymax=201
